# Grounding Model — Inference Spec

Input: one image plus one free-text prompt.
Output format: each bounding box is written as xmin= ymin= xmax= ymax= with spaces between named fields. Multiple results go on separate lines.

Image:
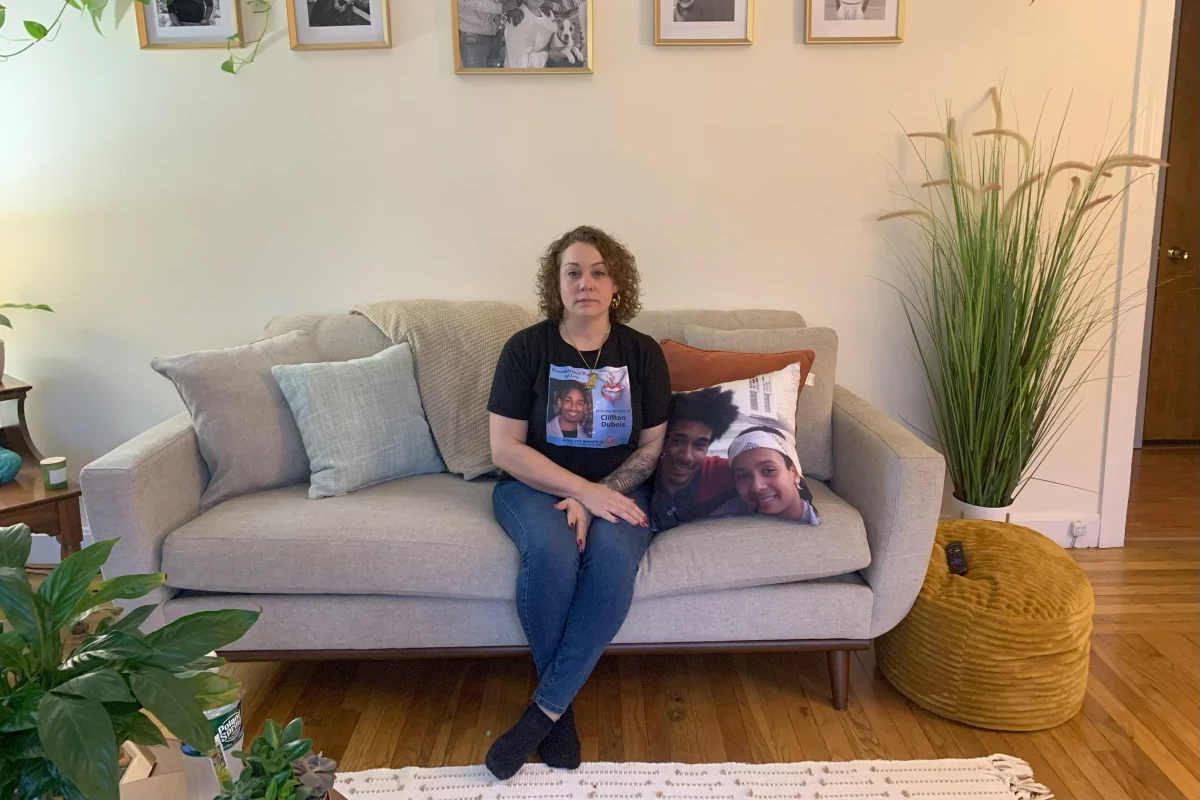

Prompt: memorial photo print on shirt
xmin=546 ymin=365 xmax=632 ymax=448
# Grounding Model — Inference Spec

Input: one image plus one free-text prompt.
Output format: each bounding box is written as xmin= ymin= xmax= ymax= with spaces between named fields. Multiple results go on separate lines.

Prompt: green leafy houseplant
xmin=880 ymin=87 xmax=1165 ymax=510
xmin=0 ymin=523 xmax=260 ymax=800
xmin=216 ymin=718 xmax=338 ymax=800
xmin=0 ymin=305 xmax=52 ymax=332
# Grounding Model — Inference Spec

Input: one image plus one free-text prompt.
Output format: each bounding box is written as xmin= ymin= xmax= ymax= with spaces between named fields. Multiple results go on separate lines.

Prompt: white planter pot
xmin=951 ymin=496 xmax=1013 ymax=522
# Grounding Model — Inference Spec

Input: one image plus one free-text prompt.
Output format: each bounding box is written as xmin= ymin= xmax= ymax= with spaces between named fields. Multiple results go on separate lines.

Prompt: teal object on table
xmin=0 ymin=447 xmax=21 ymax=485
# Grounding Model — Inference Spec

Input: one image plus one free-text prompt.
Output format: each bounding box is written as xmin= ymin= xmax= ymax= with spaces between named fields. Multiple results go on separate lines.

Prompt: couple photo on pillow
xmin=650 ymin=362 xmax=821 ymax=532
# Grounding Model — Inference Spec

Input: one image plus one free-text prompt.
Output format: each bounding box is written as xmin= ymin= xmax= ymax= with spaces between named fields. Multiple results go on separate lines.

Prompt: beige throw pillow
xmin=152 ymin=330 xmax=321 ymax=512
xmin=684 ymin=324 xmax=838 ymax=481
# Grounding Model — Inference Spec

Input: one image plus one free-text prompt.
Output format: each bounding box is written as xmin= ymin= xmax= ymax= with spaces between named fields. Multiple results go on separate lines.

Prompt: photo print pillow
xmin=650 ymin=362 xmax=821 ymax=532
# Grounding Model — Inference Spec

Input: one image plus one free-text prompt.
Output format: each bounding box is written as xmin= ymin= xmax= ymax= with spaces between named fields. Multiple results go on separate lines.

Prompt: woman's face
xmin=557 ymin=388 xmax=587 ymax=429
xmin=560 ymin=242 xmax=615 ymax=322
xmin=661 ymin=420 xmax=714 ymax=492
xmin=732 ymin=448 xmax=805 ymax=519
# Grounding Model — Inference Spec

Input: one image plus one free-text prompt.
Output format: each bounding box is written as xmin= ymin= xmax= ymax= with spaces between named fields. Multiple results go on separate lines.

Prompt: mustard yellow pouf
xmin=875 ymin=519 xmax=1094 ymax=731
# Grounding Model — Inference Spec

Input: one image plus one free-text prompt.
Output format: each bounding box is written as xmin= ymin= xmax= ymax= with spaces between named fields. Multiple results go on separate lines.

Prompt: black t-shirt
xmin=488 ymin=320 xmax=672 ymax=484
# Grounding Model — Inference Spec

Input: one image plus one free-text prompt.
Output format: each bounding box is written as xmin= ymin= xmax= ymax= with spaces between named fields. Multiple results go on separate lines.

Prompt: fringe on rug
xmin=988 ymin=754 xmax=1055 ymax=800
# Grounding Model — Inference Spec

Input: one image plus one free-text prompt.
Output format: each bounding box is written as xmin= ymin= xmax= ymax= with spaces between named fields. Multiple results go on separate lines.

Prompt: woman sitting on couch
xmin=486 ymin=225 xmax=671 ymax=779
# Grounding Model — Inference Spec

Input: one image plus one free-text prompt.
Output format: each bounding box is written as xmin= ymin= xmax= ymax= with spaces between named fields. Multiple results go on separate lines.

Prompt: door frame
xmin=1134 ymin=0 xmax=1189 ymax=448
xmin=1099 ymin=0 xmax=1184 ymax=547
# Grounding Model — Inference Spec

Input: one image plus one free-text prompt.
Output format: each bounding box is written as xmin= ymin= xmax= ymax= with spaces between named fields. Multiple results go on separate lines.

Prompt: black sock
xmin=485 ymin=704 xmax=555 ymax=780
xmin=538 ymin=704 xmax=581 ymax=769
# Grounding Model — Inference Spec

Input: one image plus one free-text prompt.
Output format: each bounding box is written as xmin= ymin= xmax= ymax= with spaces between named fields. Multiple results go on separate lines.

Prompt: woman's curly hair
xmin=536 ymin=226 xmax=643 ymax=324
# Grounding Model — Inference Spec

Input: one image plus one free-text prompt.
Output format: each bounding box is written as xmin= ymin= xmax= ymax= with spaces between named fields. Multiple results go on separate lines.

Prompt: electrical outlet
xmin=1068 ymin=520 xmax=1089 ymax=548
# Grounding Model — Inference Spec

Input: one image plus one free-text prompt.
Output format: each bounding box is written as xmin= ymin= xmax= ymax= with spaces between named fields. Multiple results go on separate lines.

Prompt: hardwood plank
xmin=1090 ymin=642 xmax=1200 ymax=759
xmin=1077 ymin=561 xmax=1200 ymax=572
xmin=764 ymin=652 xmax=831 ymax=762
xmin=639 ymin=655 xmax=672 ymax=764
xmin=593 ymin=657 xmax=625 ymax=763
xmin=854 ymin=649 xmax=935 ymax=760
xmin=338 ymin=661 xmax=419 ymax=772
xmin=973 ymin=730 xmax=1079 ymax=800
xmin=730 ymin=654 xmax=779 ymax=762
xmin=790 ymin=652 xmax=858 ymax=761
xmin=738 ymin=653 xmax=804 ymax=763
xmin=1030 ymin=727 xmax=1135 ymax=800
xmin=574 ymin=655 xmax=601 ymax=763
xmin=1086 ymin=670 xmax=1200 ymax=798
xmin=703 ymin=654 xmax=753 ymax=763
xmin=1081 ymin=694 xmax=1191 ymax=800
xmin=1142 ymin=632 xmax=1200 ymax=674
xmin=443 ymin=659 xmax=489 ymax=767
xmin=1095 ymin=634 xmax=1199 ymax=708
xmin=683 ymin=654 xmax=728 ymax=763
xmin=845 ymin=650 xmax=912 ymax=760
xmin=1092 ymin=583 xmax=1200 ymax=597
xmin=421 ymin=661 xmax=469 ymax=767
xmin=293 ymin=661 xmax=358 ymax=764
xmin=618 ymin=656 xmax=649 ymax=762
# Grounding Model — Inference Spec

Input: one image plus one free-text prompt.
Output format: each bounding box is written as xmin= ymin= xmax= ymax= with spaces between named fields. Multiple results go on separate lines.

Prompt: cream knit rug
xmin=334 ymin=755 xmax=1053 ymax=800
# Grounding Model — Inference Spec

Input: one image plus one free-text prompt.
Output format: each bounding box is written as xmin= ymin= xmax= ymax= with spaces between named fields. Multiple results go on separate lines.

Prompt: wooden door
xmin=1144 ymin=0 xmax=1200 ymax=442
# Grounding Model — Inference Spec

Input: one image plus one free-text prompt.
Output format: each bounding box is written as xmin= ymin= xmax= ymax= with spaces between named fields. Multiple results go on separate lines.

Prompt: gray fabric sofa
xmin=80 ymin=308 xmax=944 ymax=710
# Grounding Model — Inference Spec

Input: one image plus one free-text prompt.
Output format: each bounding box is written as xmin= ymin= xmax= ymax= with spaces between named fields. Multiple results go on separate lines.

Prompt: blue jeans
xmin=493 ymin=480 xmax=653 ymax=715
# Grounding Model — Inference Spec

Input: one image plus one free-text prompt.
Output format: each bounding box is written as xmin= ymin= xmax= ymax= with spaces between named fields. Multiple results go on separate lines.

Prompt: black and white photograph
xmin=453 ymin=0 xmax=592 ymax=74
xmin=156 ymin=0 xmax=220 ymax=27
xmin=307 ymin=0 xmax=369 ymax=26
xmin=136 ymin=0 xmax=241 ymax=49
xmin=805 ymin=0 xmax=903 ymax=42
xmin=824 ymin=0 xmax=884 ymax=20
xmin=673 ymin=0 xmax=734 ymax=22
xmin=286 ymin=0 xmax=389 ymax=49
xmin=655 ymin=0 xmax=752 ymax=45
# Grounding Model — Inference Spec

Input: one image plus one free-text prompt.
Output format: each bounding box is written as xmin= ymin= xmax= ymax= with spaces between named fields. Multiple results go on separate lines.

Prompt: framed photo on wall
xmin=135 ymin=0 xmax=242 ymax=48
xmin=285 ymin=0 xmax=390 ymax=49
xmin=655 ymin=0 xmax=753 ymax=45
xmin=805 ymin=0 xmax=904 ymax=43
xmin=452 ymin=0 xmax=591 ymax=74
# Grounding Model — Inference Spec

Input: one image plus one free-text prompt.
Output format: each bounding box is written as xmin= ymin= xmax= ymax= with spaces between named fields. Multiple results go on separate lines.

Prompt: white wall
xmin=0 ymin=0 xmax=1175 ymax=533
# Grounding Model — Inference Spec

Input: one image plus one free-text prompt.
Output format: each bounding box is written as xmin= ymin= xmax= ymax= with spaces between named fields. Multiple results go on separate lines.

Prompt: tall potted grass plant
xmin=880 ymin=87 xmax=1165 ymax=519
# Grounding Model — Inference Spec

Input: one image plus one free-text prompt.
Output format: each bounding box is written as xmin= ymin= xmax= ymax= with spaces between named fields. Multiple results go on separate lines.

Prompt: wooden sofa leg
xmin=826 ymin=650 xmax=850 ymax=711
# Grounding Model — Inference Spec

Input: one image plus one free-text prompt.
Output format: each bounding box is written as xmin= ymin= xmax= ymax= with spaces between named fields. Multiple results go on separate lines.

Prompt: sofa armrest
xmin=830 ymin=385 xmax=944 ymax=638
xmin=80 ymin=412 xmax=207 ymax=609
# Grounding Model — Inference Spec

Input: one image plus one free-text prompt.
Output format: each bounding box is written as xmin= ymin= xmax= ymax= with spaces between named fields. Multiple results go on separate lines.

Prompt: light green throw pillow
xmin=272 ymin=344 xmax=444 ymax=499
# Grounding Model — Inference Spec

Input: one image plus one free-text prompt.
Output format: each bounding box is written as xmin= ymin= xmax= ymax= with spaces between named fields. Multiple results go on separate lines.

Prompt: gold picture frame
xmin=655 ymin=0 xmax=754 ymax=46
xmin=135 ymin=0 xmax=243 ymax=49
xmin=804 ymin=0 xmax=904 ymax=44
xmin=285 ymin=0 xmax=391 ymax=50
xmin=452 ymin=0 xmax=593 ymax=74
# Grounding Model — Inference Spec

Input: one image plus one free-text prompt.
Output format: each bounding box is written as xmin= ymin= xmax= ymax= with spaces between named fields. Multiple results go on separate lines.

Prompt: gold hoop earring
xmin=611 ymin=294 xmax=621 ymax=310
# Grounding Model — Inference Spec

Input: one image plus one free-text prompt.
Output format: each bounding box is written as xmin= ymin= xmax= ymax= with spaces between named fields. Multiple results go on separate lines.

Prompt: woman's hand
xmin=574 ymin=482 xmax=648 ymax=528
xmin=554 ymin=497 xmax=592 ymax=552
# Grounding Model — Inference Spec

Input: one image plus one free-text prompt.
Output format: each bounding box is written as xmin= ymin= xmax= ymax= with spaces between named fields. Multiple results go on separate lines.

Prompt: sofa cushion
xmin=634 ymin=479 xmax=869 ymax=599
xmin=151 ymin=330 xmax=321 ymax=513
xmin=162 ymin=474 xmax=517 ymax=600
xmin=161 ymin=475 xmax=869 ymax=602
xmin=272 ymin=343 xmax=444 ymax=499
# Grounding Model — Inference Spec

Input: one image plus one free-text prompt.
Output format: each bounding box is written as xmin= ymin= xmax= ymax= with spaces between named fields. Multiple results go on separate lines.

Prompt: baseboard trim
xmin=221 ymin=639 xmax=873 ymax=662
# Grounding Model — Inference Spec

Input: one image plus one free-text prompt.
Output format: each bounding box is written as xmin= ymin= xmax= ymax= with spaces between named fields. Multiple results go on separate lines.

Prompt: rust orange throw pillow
xmin=660 ymin=339 xmax=816 ymax=394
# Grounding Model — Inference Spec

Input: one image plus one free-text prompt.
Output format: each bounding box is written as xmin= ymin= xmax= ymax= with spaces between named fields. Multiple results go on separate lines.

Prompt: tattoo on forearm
xmin=603 ymin=451 xmax=658 ymax=494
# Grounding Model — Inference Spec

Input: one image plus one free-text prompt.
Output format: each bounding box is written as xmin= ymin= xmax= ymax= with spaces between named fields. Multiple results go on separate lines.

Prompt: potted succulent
xmin=0 ymin=522 xmax=260 ymax=800
xmin=879 ymin=87 xmax=1165 ymax=520
xmin=216 ymin=718 xmax=341 ymax=800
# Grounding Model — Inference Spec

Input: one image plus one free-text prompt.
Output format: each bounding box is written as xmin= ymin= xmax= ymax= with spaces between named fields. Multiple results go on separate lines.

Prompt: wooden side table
xmin=0 ymin=375 xmax=83 ymax=561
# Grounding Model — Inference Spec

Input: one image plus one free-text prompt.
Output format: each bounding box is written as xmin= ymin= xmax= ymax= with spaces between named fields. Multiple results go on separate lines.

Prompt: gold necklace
xmin=562 ymin=323 xmax=610 ymax=390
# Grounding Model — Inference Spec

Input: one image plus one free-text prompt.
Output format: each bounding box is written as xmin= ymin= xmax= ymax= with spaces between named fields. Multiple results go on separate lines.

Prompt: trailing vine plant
xmin=0 ymin=0 xmax=267 ymax=73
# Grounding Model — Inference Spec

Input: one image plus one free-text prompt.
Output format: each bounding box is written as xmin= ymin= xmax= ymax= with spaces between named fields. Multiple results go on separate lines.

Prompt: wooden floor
xmin=222 ymin=472 xmax=1200 ymax=800
xmin=1126 ymin=446 xmax=1200 ymax=540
